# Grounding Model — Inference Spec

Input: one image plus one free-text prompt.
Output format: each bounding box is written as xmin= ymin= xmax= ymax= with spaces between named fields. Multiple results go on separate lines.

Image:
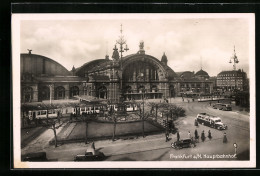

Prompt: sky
xmin=20 ymin=14 xmax=253 ymax=76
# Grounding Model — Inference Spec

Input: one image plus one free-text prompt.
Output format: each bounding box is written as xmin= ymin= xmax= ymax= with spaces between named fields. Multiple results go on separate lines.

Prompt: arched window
xmin=70 ymin=86 xmax=79 ymax=98
xmin=125 ymin=86 xmax=132 ymax=93
xmin=151 ymin=85 xmax=158 ymax=92
xmin=55 ymin=86 xmax=65 ymax=100
xmin=22 ymin=87 xmax=33 ymax=102
xmin=169 ymin=85 xmax=175 ymax=97
xmin=39 ymin=86 xmax=50 ymax=101
xmin=138 ymin=86 xmax=145 ymax=93
xmin=97 ymin=86 xmax=107 ymax=99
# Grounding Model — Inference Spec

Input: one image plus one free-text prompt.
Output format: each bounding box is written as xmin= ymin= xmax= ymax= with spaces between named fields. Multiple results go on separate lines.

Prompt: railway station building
xmin=20 ymin=42 xmax=214 ymax=103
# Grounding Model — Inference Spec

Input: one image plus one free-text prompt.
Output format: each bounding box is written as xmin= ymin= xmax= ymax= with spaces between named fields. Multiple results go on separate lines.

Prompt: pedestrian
xmin=70 ymin=113 xmax=72 ymax=121
xmin=192 ymin=98 xmax=194 ymax=102
xmin=194 ymin=129 xmax=199 ymax=142
xmin=177 ymin=131 xmax=180 ymax=141
xmin=188 ymin=131 xmax=191 ymax=139
xmin=209 ymin=101 xmax=211 ymax=106
xmin=165 ymin=129 xmax=169 ymax=142
xmin=194 ymin=119 xmax=198 ymax=127
xmin=208 ymin=130 xmax=212 ymax=140
xmin=201 ymin=130 xmax=206 ymax=142
xmin=223 ymin=132 xmax=228 ymax=143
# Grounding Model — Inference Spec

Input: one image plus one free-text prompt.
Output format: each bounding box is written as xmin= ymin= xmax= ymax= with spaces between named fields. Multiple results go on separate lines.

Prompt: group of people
xmin=172 ymin=130 xmax=228 ymax=143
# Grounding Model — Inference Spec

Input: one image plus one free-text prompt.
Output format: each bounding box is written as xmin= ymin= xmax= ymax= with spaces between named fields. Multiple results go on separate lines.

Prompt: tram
xmin=72 ymin=104 xmax=108 ymax=116
xmin=28 ymin=109 xmax=58 ymax=120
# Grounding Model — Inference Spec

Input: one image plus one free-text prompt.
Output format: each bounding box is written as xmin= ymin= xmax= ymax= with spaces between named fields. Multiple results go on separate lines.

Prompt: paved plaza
xmin=21 ymin=97 xmax=249 ymax=161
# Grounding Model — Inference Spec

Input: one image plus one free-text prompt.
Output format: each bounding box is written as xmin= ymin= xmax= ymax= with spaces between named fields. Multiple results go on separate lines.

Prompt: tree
xmin=135 ymin=104 xmax=150 ymax=138
xmin=158 ymin=103 xmax=186 ymax=133
xmin=147 ymin=102 xmax=160 ymax=121
xmin=112 ymin=113 xmax=117 ymax=141
xmin=80 ymin=112 xmax=91 ymax=144
xmin=45 ymin=114 xmax=63 ymax=148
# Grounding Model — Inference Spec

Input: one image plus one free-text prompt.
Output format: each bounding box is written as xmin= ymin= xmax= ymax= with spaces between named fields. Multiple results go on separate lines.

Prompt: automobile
xmin=212 ymin=103 xmax=232 ymax=111
xmin=74 ymin=151 xmax=106 ymax=161
xmin=21 ymin=152 xmax=48 ymax=161
xmin=171 ymin=138 xmax=196 ymax=149
xmin=196 ymin=113 xmax=228 ymax=130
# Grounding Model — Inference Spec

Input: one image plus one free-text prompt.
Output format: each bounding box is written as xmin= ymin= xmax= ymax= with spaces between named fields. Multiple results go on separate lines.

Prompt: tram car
xmin=28 ymin=109 xmax=58 ymax=120
xmin=108 ymin=103 xmax=140 ymax=112
xmin=72 ymin=104 xmax=108 ymax=116
xmin=125 ymin=103 xmax=139 ymax=112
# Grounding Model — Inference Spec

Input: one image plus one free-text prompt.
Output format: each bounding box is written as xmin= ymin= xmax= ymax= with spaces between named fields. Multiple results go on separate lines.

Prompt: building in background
xmin=20 ymin=42 xmax=216 ymax=103
xmin=216 ymin=69 xmax=248 ymax=92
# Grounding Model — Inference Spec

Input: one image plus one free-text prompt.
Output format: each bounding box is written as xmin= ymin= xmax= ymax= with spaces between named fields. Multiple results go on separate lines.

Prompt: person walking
xmin=177 ymin=131 xmax=180 ymax=141
xmin=188 ymin=131 xmax=191 ymax=139
xmin=165 ymin=129 xmax=169 ymax=142
xmin=201 ymin=130 xmax=206 ymax=142
xmin=194 ymin=129 xmax=199 ymax=143
xmin=194 ymin=118 xmax=198 ymax=127
xmin=223 ymin=132 xmax=228 ymax=143
xmin=208 ymin=130 xmax=212 ymax=140
xmin=209 ymin=101 xmax=211 ymax=106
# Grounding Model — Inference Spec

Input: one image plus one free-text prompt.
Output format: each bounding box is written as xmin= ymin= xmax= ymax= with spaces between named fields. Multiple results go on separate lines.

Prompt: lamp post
xmin=142 ymin=87 xmax=145 ymax=138
xmin=229 ymin=46 xmax=239 ymax=91
xmin=233 ymin=142 xmax=238 ymax=155
xmin=229 ymin=46 xmax=239 ymax=71
xmin=115 ymin=24 xmax=129 ymax=102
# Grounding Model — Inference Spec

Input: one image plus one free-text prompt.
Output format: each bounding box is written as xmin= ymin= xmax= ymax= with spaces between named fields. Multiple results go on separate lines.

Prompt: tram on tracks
xmin=28 ymin=109 xmax=59 ymax=120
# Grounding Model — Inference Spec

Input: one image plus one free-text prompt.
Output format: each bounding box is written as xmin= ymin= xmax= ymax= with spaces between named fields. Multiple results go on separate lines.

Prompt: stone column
xmin=49 ymin=84 xmax=54 ymax=101
xmin=133 ymin=68 xmax=136 ymax=81
xmin=64 ymin=84 xmax=70 ymax=99
xmin=146 ymin=67 xmax=149 ymax=81
xmin=32 ymin=84 xmax=38 ymax=102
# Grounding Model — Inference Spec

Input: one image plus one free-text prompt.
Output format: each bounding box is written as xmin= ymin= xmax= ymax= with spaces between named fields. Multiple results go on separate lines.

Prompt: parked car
xmin=213 ymin=103 xmax=232 ymax=111
xmin=171 ymin=138 xmax=196 ymax=149
xmin=74 ymin=151 xmax=106 ymax=161
xmin=21 ymin=152 xmax=48 ymax=161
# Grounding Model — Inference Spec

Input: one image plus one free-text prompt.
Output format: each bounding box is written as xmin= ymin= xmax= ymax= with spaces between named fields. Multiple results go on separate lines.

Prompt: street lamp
xmin=229 ymin=46 xmax=239 ymax=71
xmin=115 ymin=24 xmax=129 ymax=102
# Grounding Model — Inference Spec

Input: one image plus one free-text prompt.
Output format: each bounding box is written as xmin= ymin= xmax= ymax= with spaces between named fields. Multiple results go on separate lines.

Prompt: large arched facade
xmin=121 ymin=54 xmax=168 ymax=100
xmin=20 ymin=48 xmax=213 ymax=103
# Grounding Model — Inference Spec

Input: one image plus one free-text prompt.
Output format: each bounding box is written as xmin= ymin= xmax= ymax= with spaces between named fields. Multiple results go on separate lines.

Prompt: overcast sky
xmin=20 ymin=14 xmax=253 ymax=76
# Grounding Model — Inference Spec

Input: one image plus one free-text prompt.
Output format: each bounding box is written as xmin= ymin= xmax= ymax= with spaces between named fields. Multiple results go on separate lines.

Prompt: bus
xmin=212 ymin=103 xmax=232 ymax=111
xmin=196 ymin=113 xmax=228 ymax=130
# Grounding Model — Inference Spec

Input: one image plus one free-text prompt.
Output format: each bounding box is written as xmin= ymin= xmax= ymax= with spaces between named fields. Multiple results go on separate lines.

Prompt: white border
xmin=12 ymin=13 xmax=256 ymax=168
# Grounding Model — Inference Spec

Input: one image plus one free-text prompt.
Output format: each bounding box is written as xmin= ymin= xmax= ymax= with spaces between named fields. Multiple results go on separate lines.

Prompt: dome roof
xmin=195 ymin=69 xmax=209 ymax=76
